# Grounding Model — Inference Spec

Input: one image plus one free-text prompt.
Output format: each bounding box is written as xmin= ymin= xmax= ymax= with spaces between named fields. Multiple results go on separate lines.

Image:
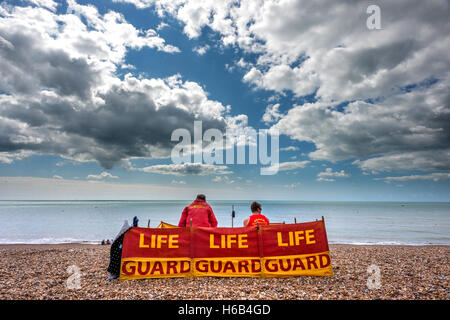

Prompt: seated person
xmin=243 ymin=201 xmax=270 ymax=227
xmin=178 ymin=194 xmax=218 ymax=227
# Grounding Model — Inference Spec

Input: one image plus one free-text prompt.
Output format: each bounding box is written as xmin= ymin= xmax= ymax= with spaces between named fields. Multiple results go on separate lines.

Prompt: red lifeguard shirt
xmin=178 ymin=199 xmax=218 ymax=228
xmin=247 ymin=214 xmax=269 ymax=227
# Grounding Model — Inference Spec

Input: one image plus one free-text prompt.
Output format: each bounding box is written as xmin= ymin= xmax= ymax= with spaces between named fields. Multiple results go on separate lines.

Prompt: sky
xmin=0 ymin=0 xmax=449 ymax=201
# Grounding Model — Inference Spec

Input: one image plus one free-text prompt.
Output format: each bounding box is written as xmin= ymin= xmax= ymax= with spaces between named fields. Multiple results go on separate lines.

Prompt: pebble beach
xmin=0 ymin=244 xmax=448 ymax=300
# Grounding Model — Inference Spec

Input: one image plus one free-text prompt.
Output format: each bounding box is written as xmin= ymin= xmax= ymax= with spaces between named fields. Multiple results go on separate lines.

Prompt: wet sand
xmin=0 ymin=244 xmax=448 ymax=300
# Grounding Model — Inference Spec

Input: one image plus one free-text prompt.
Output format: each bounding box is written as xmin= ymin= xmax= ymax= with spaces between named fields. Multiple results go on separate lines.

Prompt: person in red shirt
xmin=178 ymin=194 xmax=218 ymax=228
xmin=243 ymin=201 xmax=269 ymax=227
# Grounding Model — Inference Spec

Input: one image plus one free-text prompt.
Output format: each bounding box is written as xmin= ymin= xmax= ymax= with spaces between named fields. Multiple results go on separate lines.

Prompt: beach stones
xmin=0 ymin=244 xmax=448 ymax=300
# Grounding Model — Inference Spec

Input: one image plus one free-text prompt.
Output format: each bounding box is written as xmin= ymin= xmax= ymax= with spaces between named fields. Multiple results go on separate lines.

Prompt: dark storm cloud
xmin=0 ymin=87 xmax=227 ymax=169
xmin=0 ymin=2 xmax=229 ymax=169
xmin=0 ymin=29 xmax=99 ymax=100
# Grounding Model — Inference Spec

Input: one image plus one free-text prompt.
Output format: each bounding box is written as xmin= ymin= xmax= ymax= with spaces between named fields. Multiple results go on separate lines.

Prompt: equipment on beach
xmin=119 ymin=217 xmax=333 ymax=280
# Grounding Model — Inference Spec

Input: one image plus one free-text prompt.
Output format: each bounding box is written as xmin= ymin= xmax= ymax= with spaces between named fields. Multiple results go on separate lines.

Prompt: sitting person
xmin=243 ymin=201 xmax=270 ymax=227
xmin=178 ymin=194 xmax=218 ymax=227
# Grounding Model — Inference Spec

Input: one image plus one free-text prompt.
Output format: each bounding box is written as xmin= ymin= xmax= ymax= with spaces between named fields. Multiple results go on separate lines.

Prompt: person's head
xmin=251 ymin=201 xmax=262 ymax=214
xmin=196 ymin=194 xmax=206 ymax=201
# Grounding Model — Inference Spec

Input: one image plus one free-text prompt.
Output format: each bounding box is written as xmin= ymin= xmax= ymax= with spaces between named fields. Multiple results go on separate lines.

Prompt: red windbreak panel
xmin=193 ymin=226 xmax=260 ymax=258
xmin=121 ymin=227 xmax=190 ymax=259
xmin=260 ymin=220 xmax=329 ymax=257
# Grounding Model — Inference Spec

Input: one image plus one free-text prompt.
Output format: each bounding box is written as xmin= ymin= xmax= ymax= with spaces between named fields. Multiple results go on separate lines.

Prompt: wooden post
xmin=147 ymin=219 xmax=150 ymax=228
xmin=189 ymin=218 xmax=194 ymax=277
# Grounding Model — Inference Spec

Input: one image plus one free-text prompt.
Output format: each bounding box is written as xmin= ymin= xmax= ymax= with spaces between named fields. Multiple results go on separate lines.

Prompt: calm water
xmin=0 ymin=200 xmax=449 ymax=245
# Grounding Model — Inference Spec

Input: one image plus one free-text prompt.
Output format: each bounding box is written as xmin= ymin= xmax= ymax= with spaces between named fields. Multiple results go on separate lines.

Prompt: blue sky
xmin=0 ymin=0 xmax=449 ymax=200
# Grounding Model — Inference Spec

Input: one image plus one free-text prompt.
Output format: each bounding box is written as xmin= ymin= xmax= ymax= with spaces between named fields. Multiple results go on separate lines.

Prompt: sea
xmin=0 ymin=200 xmax=449 ymax=245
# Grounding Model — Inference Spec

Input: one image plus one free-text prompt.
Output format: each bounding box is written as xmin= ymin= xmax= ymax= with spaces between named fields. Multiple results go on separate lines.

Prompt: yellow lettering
xmin=221 ymin=234 xmax=226 ymax=248
xmin=227 ymin=234 xmax=237 ymax=248
xmin=168 ymin=234 xmax=179 ymax=248
xmin=238 ymin=234 xmax=248 ymax=248
xmin=210 ymin=234 xmax=219 ymax=248
xmin=305 ymin=229 xmax=316 ymax=244
xmin=157 ymin=235 xmax=167 ymax=248
xmin=277 ymin=232 xmax=288 ymax=246
xmin=295 ymin=231 xmax=305 ymax=245
xmin=139 ymin=233 xmax=149 ymax=248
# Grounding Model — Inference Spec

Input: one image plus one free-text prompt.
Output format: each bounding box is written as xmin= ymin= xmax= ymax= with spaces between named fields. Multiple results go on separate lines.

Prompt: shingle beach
xmin=0 ymin=244 xmax=448 ymax=300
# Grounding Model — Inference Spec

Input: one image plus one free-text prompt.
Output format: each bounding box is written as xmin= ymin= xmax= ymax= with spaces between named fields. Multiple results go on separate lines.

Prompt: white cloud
xmin=156 ymin=21 xmax=169 ymax=31
xmin=87 ymin=172 xmax=119 ymax=179
xmin=318 ymin=168 xmax=349 ymax=178
xmin=284 ymin=182 xmax=300 ymax=188
xmin=0 ymin=2 xmax=252 ymax=169
xmin=0 ymin=176 xmax=197 ymax=200
xmin=316 ymin=177 xmax=335 ymax=182
xmin=133 ymin=163 xmax=232 ymax=176
xmin=192 ymin=44 xmax=209 ymax=55
xmin=271 ymin=81 xmax=450 ymax=172
xmin=115 ymin=0 xmax=450 ymax=176
xmin=212 ymin=175 xmax=234 ymax=184
xmin=374 ymin=173 xmax=450 ymax=183
xmin=115 ymin=0 xmax=450 ymax=102
xmin=28 ymin=0 xmax=58 ymax=12
xmin=265 ymin=160 xmax=310 ymax=173
xmin=280 ymin=146 xmax=299 ymax=152
xmin=262 ymin=103 xmax=282 ymax=124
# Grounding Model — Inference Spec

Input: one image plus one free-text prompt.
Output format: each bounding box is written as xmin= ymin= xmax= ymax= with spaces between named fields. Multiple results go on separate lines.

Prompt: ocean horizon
xmin=0 ymin=200 xmax=449 ymax=246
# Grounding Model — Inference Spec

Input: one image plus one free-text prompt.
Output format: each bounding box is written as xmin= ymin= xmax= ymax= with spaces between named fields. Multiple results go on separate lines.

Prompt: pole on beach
xmin=147 ymin=219 xmax=150 ymax=228
xmin=231 ymin=205 xmax=235 ymax=228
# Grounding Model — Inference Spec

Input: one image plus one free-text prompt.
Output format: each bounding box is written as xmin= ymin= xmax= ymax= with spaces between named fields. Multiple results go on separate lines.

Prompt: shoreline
xmin=0 ymin=243 xmax=448 ymax=249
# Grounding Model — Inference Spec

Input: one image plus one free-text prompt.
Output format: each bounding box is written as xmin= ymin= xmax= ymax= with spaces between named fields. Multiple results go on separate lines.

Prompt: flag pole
xmin=231 ymin=205 xmax=235 ymax=228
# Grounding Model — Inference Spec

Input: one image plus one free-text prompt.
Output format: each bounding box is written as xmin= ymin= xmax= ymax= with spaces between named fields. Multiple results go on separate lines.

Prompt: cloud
xmin=115 ymin=0 xmax=450 ymax=101
xmin=87 ymin=172 xmax=119 ymax=179
xmin=374 ymin=173 xmax=450 ymax=183
xmin=0 ymin=2 xmax=248 ymax=169
xmin=192 ymin=44 xmax=209 ymax=55
xmin=28 ymin=0 xmax=58 ymax=12
xmin=353 ymin=149 xmax=450 ymax=173
xmin=271 ymin=81 xmax=450 ymax=172
xmin=280 ymin=146 xmax=299 ymax=152
xmin=133 ymin=163 xmax=232 ymax=176
xmin=284 ymin=182 xmax=300 ymax=188
xmin=316 ymin=177 xmax=335 ymax=182
xmin=116 ymin=0 xmax=450 ymax=176
xmin=265 ymin=160 xmax=310 ymax=173
xmin=171 ymin=179 xmax=186 ymax=184
xmin=212 ymin=175 xmax=234 ymax=184
xmin=0 ymin=176 xmax=197 ymax=200
xmin=156 ymin=21 xmax=169 ymax=31
xmin=262 ymin=103 xmax=282 ymax=124
xmin=318 ymin=168 xmax=350 ymax=178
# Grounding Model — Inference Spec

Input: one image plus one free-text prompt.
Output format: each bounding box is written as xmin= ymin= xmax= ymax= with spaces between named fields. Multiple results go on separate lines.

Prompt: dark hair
xmin=251 ymin=201 xmax=261 ymax=213
xmin=196 ymin=194 xmax=206 ymax=201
